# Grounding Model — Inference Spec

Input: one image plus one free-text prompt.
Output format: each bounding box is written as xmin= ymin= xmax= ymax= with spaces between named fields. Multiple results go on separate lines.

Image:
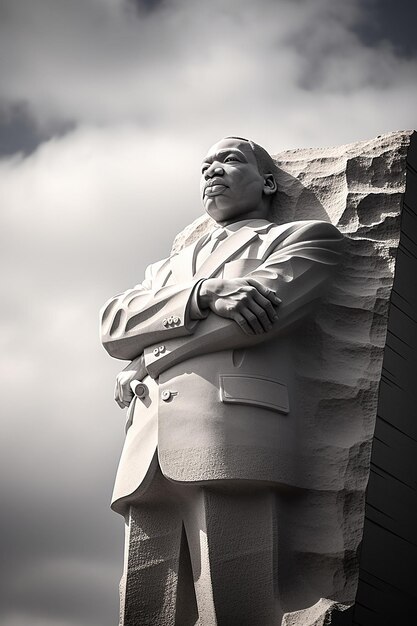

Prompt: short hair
xmin=225 ymin=136 xmax=278 ymax=178
xmin=223 ymin=135 xmax=289 ymax=222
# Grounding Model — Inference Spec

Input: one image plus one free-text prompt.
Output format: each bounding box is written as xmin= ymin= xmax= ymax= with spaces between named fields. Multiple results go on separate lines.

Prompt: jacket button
xmin=163 ymin=319 xmax=168 ymax=327
xmin=159 ymin=345 xmax=166 ymax=353
xmin=161 ymin=390 xmax=172 ymax=401
xmin=153 ymin=347 xmax=159 ymax=356
xmin=168 ymin=317 xmax=173 ymax=325
xmin=173 ymin=316 xmax=180 ymax=324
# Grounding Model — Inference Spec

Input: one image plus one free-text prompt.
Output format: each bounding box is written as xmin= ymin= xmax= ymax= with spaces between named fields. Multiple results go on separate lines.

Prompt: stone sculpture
xmin=100 ymin=131 xmax=416 ymax=625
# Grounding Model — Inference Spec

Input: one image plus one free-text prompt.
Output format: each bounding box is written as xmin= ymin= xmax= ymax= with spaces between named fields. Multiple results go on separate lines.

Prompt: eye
xmin=224 ymin=155 xmax=240 ymax=163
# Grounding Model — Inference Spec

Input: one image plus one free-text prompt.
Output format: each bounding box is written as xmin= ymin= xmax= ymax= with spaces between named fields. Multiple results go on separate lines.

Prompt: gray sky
xmin=1 ymin=1 xmax=416 ymax=624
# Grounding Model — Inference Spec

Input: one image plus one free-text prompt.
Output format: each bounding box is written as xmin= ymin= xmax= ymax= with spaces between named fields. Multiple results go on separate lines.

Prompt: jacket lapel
xmin=169 ymin=236 xmax=207 ymax=283
xmin=193 ymin=226 xmax=260 ymax=280
xmin=149 ymin=257 xmax=172 ymax=291
xmin=168 ymin=221 xmax=274 ymax=284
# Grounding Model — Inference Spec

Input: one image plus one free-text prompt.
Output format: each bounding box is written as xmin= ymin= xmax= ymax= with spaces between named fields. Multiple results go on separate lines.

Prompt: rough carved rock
xmin=172 ymin=131 xmax=415 ymax=625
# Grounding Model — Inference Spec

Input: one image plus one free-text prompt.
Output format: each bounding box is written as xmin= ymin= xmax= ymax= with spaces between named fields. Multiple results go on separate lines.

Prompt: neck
xmin=217 ymin=207 xmax=270 ymax=227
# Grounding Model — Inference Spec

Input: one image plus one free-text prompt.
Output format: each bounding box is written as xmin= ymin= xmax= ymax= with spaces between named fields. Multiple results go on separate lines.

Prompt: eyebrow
xmin=201 ymin=148 xmax=248 ymax=165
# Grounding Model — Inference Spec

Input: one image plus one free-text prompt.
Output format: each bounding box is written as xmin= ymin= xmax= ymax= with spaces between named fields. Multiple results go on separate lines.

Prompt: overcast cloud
xmin=1 ymin=1 xmax=416 ymax=624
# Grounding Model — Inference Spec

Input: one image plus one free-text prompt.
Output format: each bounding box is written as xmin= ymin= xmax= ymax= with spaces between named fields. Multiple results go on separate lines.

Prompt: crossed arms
xmin=101 ymin=220 xmax=344 ymax=407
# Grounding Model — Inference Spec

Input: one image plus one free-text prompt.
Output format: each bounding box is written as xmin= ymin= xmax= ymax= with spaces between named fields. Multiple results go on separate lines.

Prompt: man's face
xmin=200 ymin=138 xmax=267 ymax=225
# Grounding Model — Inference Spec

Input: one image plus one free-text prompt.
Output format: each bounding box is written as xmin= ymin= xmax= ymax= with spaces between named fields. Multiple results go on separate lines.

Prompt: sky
xmin=0 ymin=1 xmax=416 ymax=624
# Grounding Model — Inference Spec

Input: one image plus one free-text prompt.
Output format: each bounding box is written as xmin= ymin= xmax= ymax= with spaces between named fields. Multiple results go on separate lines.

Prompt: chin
xmin=205 ymin=200 xmax=246 ymax=224
xmin=206 ymin=210 xmax=236 ymax=225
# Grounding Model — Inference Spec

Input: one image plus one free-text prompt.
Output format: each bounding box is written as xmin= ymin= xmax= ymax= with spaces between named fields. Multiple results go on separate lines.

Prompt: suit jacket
xmin=101 ymin=219 xmax=344 ymax=514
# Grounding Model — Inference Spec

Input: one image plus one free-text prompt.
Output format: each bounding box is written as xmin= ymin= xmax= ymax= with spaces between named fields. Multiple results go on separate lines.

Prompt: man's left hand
xmin=197 ymin=277 xmax=281 ymax=335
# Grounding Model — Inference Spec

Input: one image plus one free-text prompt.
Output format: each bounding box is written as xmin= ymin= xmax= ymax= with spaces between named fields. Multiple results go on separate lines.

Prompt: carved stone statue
xmin=101 ymin=136 xmax=346 ymax=625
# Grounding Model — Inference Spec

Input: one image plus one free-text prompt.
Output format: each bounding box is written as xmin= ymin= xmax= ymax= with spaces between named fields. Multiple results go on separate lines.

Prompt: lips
xmin=204 ymin=178 xmax=228 ymax=197
xmin=205 ymin=184 xmax=227 ymax=197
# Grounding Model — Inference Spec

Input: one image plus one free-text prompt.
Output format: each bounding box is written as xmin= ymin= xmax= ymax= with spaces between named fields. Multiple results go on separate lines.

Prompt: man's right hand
xmin=198 ymin=278 xmax=281 ymax=335
xmin=114 ymin=354 xmax=146 ymax=409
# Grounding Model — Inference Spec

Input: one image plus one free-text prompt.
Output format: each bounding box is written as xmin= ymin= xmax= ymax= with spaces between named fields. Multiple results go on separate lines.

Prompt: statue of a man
xmin=101 ymin=136 xmax=344 ymax=625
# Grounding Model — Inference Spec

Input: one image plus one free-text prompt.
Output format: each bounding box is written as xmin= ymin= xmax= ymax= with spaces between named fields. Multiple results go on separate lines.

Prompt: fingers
xmin=238 ymin=304 xmax=270 ymax=334
xmin=223 ymin=294 xmax=281 ymax=334
xmin=231 ymin=312 xmax=256 ymax=335
xmin=209 ymin=278 xmax=282 ymax=335
xmin=232 ymin=303 xmax=271 ymax=335
xmin=246 ymin=300 xmax=274 ymax=333
xmin=251 ymin=290 xmax=279 ymax=324
xmin=239 ymin=307 xmax=263 ymax=334
xmin=122 ymin=396 xmax=133 ymax=408
xmin=246 ymin=278 xmax=281 ymax=306
xmin=114 ymin=381 xmax=124 ymax=409
xmin=114 ymin=377 xmax=133 ymax=409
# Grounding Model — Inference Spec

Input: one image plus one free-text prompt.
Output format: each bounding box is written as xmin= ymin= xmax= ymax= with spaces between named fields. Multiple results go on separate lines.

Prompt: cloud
xmin=0 ymin=0 xmax=416 ymax=148
xmin=2 ymin=558 xmax=119 ymax=626
xmin=0 ymin=124 xmax=206 ymax=502
xmin=0 ymin=125 xmax=205 ymax=625
xmin=0 ymin=0 xmax=416 ymax=624
xmin=2 ymin=617 xmax=85 ymax=626
xmin=356 ymin=0 xmax=417 ymax=57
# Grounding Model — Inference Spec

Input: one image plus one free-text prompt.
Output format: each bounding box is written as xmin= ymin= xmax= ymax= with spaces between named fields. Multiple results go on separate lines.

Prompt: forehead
xmin=202 ymin=138 xmax=256 ymax=163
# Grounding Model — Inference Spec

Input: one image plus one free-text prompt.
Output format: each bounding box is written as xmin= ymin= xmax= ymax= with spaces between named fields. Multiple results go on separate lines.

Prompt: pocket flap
xmin=219 ymin=375 xmax=289 ymax=414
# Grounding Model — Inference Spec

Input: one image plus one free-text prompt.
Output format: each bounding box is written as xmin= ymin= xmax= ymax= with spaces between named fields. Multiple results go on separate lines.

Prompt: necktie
xmin=197 ymin=228 xmax=228 ymax=268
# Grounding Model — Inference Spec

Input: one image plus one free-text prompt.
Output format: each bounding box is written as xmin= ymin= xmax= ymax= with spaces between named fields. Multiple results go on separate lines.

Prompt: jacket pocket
xmin=219 ymin=375 xmax=289 ymax=414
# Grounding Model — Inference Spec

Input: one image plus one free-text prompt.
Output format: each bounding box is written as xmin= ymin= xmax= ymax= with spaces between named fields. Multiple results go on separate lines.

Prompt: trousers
xmin=119 ymin=464 xmax=285 ymax=626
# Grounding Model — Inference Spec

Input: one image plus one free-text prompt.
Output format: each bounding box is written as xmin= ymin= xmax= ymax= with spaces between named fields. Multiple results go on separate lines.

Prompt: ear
xmin=263 ymin=174 xmax=277 ymax=196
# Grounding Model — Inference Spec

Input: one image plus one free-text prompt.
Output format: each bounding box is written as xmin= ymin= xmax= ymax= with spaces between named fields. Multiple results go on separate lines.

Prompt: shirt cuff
xmin=188 ymin=279 xmax=210 ymax=321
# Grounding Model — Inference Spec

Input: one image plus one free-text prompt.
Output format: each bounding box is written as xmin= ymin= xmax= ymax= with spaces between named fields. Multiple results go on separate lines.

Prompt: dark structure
xmin=333 ymin=134 xmax=417 ymax=625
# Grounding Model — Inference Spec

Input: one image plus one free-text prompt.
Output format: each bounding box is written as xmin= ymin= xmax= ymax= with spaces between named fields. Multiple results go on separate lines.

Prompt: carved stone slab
xmin=172 ymin=131 xmax=416 ymax=625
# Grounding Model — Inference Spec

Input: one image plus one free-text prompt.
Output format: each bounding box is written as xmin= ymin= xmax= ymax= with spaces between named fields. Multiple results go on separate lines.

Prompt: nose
xmin=205 ymin=163 xmax=224 ymax=180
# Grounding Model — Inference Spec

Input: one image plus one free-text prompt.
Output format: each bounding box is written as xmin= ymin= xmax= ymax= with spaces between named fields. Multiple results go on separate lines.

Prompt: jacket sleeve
xmin=100 ymin=257 xmax=204 ymax=361
xmin=143 ymin=221 xmax=344 ymax=378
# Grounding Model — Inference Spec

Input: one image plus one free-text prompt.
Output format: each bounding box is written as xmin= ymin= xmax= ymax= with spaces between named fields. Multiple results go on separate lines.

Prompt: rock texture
xmin=337 ymin=133 xmax=417 ymax=626
xmin=172 ymin=131 xmax=416 ymax=625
